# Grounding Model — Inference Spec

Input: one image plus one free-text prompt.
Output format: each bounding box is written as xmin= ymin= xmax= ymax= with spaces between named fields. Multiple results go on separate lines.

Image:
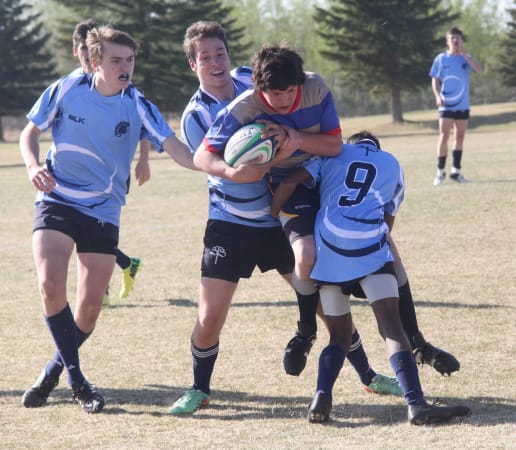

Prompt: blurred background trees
xmin=1 ymin=0 xmax=514 ymax=139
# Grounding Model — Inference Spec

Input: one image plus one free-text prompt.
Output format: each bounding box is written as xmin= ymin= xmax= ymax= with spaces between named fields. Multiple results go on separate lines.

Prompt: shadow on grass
xmin=407 ymin=110 xmax=516 ymax=132
xmin=163 ymin=298 xmax=513 ymax=311
xmin=3 ymin=385 xmax=513 ymax=427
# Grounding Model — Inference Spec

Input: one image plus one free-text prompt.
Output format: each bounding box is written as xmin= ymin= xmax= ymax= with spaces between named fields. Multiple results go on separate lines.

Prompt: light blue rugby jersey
xmin=429 ymin=52 xmax=472 ymax=111
xmin=28 ymin=71 xmax=173 ymax=226
xmin=304 ymin=142 xmax=405 ymax=283
xmin=181 ymin=66 xmax=281 ymax=227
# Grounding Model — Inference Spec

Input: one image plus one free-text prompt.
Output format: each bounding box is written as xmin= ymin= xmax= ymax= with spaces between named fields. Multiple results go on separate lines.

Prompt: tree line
xmin=0 ymin=0 xmax=514 ymax=141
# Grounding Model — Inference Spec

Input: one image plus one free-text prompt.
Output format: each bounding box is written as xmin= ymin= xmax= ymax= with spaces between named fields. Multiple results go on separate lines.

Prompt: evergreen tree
xmin=314 ymin=0 xmax=458 ymax=122
xmin=0 ymin=0 xmax=56 ymax=140
xmin=499 ymin=3 xmax=516 ymax=87
xmin=51 ymin=0 xmax=249 ymax=112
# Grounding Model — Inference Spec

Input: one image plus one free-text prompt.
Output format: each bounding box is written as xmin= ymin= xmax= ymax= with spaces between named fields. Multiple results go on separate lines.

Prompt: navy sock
xmin=46 ymin=326 xmax=92 ymax=379
xmin=192 ymin=341 xmax=219 ymax=395
xmin=346 ymin=330 xmax=376 ymax=386
xmin=437 ymin=156 xmax=446 ymax=170
xmin=389 ymin=350 xmax=425 ymax=405
xmin=316 ymin=343 xmax=345 ymax=396
xmin=296 ymin=291 xmax=319 ymax=329
xmin=398 ymin=282 xmax=420 ymax=345
xmin=116 ymin=248 xmax=131 ymax=269
xmin=452 ymin=149 xmax=462 ymax=169
xmin=44 ymin=304 xmax=84 ymax=386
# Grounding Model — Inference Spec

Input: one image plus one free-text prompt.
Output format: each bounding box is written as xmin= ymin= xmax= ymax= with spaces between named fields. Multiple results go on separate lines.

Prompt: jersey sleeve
xmin=27 ymin=74 xmax=85 ymax=132
xmin=230 ymin=66 xmax=253 ymax=87
xmin=302 ymin=156 xmax=323 ymax=187
xmin=429 ymin=54 xmax=442 ymax=78
xmin=136 ymin=94 xmax=174 ymax=153
xmin=181 ymin=106 xmax=211 ymax=153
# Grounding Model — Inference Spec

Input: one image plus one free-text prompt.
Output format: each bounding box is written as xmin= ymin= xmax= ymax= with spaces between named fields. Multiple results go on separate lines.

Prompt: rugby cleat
xmin=21 ymin=369 xmax=59 ymax=408
xmin=308 ymin=391 xmax=332 ymax=423
xmin=408 ymin=402 xmax=471 ymax=425
xmin=413 ymin=333 xmax=460 ymax=376
xmin=362 ymin=373 xmax=403 ymax=396
xmin=119 ymin=257 xmax=143 ymax=299
xmin=168 ymin=388 xmax=210 ymax=415
xmin=283 ymin=321 xmax=316 ymax=376
xmin=72 ymin=381 xmax=105 ymax=414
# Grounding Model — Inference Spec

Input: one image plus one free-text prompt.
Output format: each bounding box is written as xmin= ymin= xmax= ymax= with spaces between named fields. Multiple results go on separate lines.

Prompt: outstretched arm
xmin=162 ymin=135 xmax=198 ymax=171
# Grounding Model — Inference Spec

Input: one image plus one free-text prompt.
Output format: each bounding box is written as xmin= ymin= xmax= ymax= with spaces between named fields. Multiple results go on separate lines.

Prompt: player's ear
xmin=188 ymin=58 xmax=197 ymax=71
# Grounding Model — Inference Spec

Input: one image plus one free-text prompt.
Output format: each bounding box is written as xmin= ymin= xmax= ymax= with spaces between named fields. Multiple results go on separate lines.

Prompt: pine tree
xmin=0 ymin=0 xmax=56 ymax=140
xmin=51 ymin=0 xmax=249 ymax=112
xmin=499 ymin=3 xmax=516 ymax=87
xmin=314 ymin=0 xmax=458 ymax=122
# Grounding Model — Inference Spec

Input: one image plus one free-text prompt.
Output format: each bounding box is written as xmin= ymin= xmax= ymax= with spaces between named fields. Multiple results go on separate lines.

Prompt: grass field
xmin=0 ymin=103 xmax=515 ymax=449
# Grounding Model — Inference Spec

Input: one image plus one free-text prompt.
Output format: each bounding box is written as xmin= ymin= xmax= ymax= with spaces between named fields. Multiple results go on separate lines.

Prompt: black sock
xmin=44 ymin=303 xmax=84 ymax=386
xmin=316 ymin=343 xmax=345 ymax=395
xmin=46 ymin=325 xmax=92 ymax=379
xmin=398 ymin=282 xmax=420 ymax=348
xmin=452 ymin=149 xmax=462 ymax=169
xmin=437 ymin=156 xmax=446 ymax=170
xmin=116 ymin=249 xmax=131 ymax=269
xmin=346 ymin=330 xmax=376 ymax=385
xmin=192 ymin=341 xmax=219 ymax=395
xmin=296 ymin=291 xmax=319 ymax=331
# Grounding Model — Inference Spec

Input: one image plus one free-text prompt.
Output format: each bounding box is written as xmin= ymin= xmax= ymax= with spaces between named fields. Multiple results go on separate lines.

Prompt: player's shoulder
xmin=231 ymin=65 xmax=252 ymax=85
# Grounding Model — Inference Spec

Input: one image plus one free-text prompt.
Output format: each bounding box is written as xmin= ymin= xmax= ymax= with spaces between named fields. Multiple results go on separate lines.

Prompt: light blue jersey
xmin=429 ymin=52 xmax=472 ymax=111
xmin=181 ymin=66 xmax=280 ymax=227
xmin=305 ymin=142 xmax=404 ymax=282
xmin=28 ymin=71 xmax=174 ymax=226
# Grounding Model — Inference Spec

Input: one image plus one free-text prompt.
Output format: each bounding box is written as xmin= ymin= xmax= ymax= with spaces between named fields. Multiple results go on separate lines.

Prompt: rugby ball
xmin=224 ymin=123 xmax=277 ymax=167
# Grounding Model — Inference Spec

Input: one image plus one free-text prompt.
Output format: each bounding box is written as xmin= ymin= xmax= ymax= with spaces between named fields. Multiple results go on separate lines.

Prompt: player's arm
xmin=271 ymin=167 xmax=313 ymax=219
xmin=19 ymin=121 xmax=55 ymax=193
xmin=193 ymin=142 xmax=272 ymax=183
xmin=431 ymin=77 xmax=443 ymax=107
xmin=462 ymin=53 xmax=483 ymax=73
xmin=135 ymin=140 xmax=151 ymax=186
xmin=162 ymin=135 xmax=198 ymax=171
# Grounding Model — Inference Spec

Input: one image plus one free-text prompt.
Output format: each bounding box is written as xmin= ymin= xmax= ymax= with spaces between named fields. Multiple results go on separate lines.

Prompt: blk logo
xmin=68 ymin=114 xmax=85 ymax=124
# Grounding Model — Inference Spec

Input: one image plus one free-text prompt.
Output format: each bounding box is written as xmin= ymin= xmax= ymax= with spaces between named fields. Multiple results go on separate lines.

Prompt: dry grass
xmin=0 ymin=103 xmax=515 ymax=449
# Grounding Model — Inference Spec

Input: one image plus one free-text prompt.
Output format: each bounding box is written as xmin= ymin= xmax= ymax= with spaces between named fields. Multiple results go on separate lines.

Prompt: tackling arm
xmin=271 ymin=167 xmax=313 ymax=219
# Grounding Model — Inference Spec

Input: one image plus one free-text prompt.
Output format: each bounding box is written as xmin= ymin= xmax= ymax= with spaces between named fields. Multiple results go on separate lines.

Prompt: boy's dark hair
xmin=447 ymin=27 xmax=465 ymax=39
xmin=73 ymin=19 xmax=98 ymax=48
xmin=251 ymin=44 xmax=306 ymax=91
xmin=183 ymin=21 xmax=229 ymax=61
xmin=346 ymin=131 xmax=380 ymax=148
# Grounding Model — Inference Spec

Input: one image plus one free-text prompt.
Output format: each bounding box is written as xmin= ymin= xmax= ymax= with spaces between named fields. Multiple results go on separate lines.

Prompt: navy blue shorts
xmin=33 ymin=201 xmax=119 ymax=255
xmin=272 ymin=182 xmax=319 ymax=243
xmin=201 ymin=219 xmax=295 ymax=282
xmin=439 ymin=109 xmax=470 ymax=120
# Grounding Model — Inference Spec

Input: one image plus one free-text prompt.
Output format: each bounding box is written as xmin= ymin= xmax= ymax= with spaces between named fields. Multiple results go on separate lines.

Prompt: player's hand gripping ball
xmin=224 ymin=123 xmax=277 ymax=167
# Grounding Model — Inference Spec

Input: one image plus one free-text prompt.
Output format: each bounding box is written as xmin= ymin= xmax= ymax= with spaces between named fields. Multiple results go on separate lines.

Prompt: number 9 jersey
xmin=304 ymin=141 xmax=405 ymax=283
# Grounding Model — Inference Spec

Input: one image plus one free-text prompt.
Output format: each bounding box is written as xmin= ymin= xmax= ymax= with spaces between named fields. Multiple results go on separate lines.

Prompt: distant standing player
xmin=430 ymin=26 xmax=482 ymax=186
xmin=71 ymin=18 xmax=145 ymax=305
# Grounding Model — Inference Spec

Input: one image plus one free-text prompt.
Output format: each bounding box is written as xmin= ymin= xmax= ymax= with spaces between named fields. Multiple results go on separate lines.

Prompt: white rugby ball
xmin=224 ymin=123 xmax=277 ymax=167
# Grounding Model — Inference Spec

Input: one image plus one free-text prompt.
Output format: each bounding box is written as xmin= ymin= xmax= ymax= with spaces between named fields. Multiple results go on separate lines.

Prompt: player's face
xmin=260 ymin=86 xmax=298 ymax=114
xmin=73 ymin=41 xmax=92 ymax=73
xmin=190 ymin=38 xmax=231 ymax=92
xmin=446 ymin=33 xmax=463 ymax=53
xmin=92 ymin=42 xmax=135 ymax=96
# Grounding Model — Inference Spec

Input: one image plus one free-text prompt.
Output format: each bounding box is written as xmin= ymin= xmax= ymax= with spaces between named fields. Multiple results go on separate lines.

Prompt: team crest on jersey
xmin=114 ymin=121 xmax=130 ymax=137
